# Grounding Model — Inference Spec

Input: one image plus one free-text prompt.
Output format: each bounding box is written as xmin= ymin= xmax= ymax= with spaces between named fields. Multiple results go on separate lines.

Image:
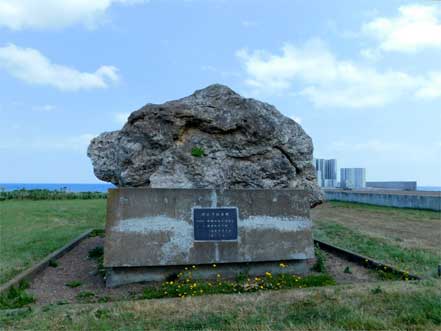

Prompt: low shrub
xmin=0 ymin=189 xmax=107 ymax=201
xmin=0 ymin=281 xmax=35 ymax=309
xmin=88 ymin=246 xmax=104 ymax=259
xmin=312 ymin=244 xmax=327 ymax=273
xmin=191 ymin=147 xmax=205 ymax=157
xmin=48 ymin=259 xmax=59 ymax=268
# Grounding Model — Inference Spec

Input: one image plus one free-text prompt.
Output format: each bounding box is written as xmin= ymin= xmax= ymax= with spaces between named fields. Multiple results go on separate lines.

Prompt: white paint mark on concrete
xmin=240 ymin=216 xmax=312 ymax=232
xmin=214 ymin=242 xmax=219 ymax=262
xmin=112 ymin=216 xmax=193 ymax=264
xmin=210 ymin=190 xmax=217 ymax=207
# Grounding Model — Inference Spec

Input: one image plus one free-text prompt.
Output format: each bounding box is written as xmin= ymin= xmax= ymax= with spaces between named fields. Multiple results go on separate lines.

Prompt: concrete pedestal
xmin=104 ymin=188 xmax=315 ymax=287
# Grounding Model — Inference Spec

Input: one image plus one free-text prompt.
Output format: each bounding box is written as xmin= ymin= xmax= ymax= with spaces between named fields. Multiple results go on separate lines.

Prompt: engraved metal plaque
xmin=193 ymin=207 xmax=238 ymax=241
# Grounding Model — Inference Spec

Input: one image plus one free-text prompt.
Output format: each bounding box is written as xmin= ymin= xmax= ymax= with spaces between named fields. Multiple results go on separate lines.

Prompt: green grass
xmin=313 ymin=221 xmax=440 ymax=278
xmin=0 ymin=281 xmax=35 ymax=310
xmin=0 ymin=199 xmax=106 ymax=285
xmin=1 ymin=199 xmax=440 ymax=329
xmin=142 ymin=271 xmax=335 ymax=300
xmin=2 ymin=281 xmax=440 ymax=330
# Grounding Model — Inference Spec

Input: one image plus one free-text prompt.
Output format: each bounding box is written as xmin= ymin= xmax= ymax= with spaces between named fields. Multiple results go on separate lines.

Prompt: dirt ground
xmin=324 ymin=252 xmax=378 ymax=284
xmin=29 ymin=237 xmax=145 ymax=305
xmin=28 ymin=237 xmax=378 ymax=305
xmin=311 ymin=202 xmax=441 ymax=252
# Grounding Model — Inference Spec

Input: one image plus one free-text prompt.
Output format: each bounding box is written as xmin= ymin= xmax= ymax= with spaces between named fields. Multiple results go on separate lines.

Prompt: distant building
xmin=314 ymin=158 xmax=337 ymax=188
xmin=340 ymin=168 xmax=366 ymax=189
xmin=366 ymin=181 xmax=417 ymax=191
xmin=325 ymin=159 xmax=337 ymax=181
xmin=316 ymin=170 xmax=323 ymax=187
xmin=324 ymin=179 xmax=338 ymax=188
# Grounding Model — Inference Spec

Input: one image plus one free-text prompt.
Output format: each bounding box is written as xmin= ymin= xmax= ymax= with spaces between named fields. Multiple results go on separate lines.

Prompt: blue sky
xmin=0 ymin=0 xmax=440 ymax=185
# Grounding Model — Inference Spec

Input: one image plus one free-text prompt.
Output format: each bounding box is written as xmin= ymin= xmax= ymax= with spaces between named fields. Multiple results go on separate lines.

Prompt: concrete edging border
xmin=0 ymin=229 xmax=94 ymax=295
xmin=314 ymin=239 xmax=421 ymax=280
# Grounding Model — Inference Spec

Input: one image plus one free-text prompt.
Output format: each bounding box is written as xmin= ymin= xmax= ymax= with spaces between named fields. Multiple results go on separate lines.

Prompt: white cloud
xmin=0 ymin=0 xmax=146 ymax=30
xmin=237 ymin=39 xmax=425 ymax=108
xmin=114 ymin=112 xmax=130 ymax=125
xmin=362 ymin=4 xmax=441 ymax=53
xmin=0 ymin=44 xmax=119 ymax=91
xmin=359 ymin=48 xmax=382 ymax=61
xmin=415 ymin=72 xmax=441 ymax=99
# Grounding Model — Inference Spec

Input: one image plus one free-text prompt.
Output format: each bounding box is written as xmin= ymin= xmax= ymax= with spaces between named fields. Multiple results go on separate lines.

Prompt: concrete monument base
xmin=106 ymin=259 xmax=312 ymax=287
xmin=104 ymin=188 xmax=315 ymax=287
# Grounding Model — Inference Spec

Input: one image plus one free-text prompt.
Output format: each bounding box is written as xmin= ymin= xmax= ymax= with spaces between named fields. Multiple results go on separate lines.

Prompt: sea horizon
xmin=0 ymin=183 xmax=115 ymax=193
xmin=0 ymin=183 xmax=440 ymax=192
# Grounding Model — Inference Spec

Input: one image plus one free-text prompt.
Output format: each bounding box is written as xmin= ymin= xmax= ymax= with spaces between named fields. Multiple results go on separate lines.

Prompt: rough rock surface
xmin=88 ymin=84 xmax=323 ymax=206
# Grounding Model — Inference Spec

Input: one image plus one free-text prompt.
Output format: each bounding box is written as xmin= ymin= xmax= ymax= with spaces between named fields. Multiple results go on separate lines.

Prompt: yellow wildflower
xmin=212 ymin=264 xmax=217 ymax=268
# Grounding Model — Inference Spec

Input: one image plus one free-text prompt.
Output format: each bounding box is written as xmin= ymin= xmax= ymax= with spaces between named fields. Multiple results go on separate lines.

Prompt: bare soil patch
xmin=28 ymin=237 xmax=144 ymax=305
xmin=28 ymin=236 xmax=379 ymax=306
xmin=325 ymin=252 xmax=378 ymax=283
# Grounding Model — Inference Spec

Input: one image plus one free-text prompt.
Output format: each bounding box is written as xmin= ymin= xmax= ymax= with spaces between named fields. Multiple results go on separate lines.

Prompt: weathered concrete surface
xmin=88 ymin=84 xmax=323 ymax=207
xmin=104 ymin=188 xmax=314 ymax=274
xmin=324 ymin=189 xmax=441 ymax=211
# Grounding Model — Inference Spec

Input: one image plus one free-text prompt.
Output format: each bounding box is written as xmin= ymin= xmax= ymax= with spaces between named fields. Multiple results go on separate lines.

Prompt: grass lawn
xmin=0 ymin=199 xmax=106 ymax=285
xmin=2 ymin=280 xmax=440 ymax=330
xmin=1 ymin=199 xmax=440 ymax=330
xmin=311 ymin=202 xmax=441 ymax=278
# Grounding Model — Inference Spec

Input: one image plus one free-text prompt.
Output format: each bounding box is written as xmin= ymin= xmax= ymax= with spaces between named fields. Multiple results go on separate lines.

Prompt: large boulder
xmin=88 ymin=84 xmax=323 ymax=206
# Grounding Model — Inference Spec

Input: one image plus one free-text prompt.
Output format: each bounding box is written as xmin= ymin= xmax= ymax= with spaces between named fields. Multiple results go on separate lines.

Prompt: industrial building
xmin=340 ymin=168 xmax=366 ymax=189
xmin=314 ymin=159 xmax=337 ymax=188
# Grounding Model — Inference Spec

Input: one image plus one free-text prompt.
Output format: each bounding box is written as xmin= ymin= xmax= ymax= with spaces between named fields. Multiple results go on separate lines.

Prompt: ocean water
xmin=0 ymin=183 xmax=115 ymax=193
xmin=417 ymin=186 xmax=441 ymax=192
xmin=1 ymin=183 xmax=440 ymax=193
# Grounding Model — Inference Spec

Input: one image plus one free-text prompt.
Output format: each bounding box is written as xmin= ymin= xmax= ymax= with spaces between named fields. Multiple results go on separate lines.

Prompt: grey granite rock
xmin=88 ymin=84 xmax=323 ymax=206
